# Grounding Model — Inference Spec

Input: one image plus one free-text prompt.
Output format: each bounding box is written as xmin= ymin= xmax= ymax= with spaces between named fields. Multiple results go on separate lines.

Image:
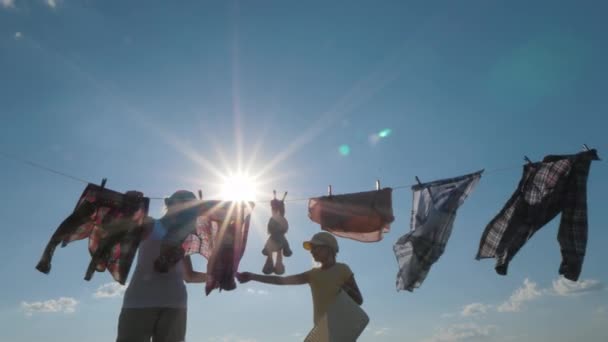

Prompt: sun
xmin=219 ymin=172 xmax=259 ymax=202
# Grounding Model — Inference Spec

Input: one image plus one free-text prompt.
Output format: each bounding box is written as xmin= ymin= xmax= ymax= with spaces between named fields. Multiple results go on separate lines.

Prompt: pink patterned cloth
xmin=161 ymin=201 xmax=254 ymax=295
xmin=36 ymin=184 xmax=150 ymax=284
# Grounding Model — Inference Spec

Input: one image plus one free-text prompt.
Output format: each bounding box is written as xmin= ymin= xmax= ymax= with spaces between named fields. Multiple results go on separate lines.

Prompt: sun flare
xmin=219 ymin=172 xmax=259 ymax=202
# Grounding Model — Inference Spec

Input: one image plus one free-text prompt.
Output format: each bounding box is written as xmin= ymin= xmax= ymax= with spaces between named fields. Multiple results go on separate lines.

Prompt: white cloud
xmin=497 ymin=278 xmax=541 ymax=312
xmin=461 ymin=303 xmax=492 ymax=317
xmin=45 ymin=0 xmax=58 ymax=9
xmin=245 ymin=288 xmax=269 ymax=296
xmin=373 ymin=327 xmax=390 ymax=336
xmin=21 ymin=297 xmax=78 ymax=316
xmin=1 ymin=0 xmax=15 ymax=9
xmin=14 ymin=32 xmax=22 ymax=40
xmin=423 ymin=323 xmax=497 ymax=342
xmin=93 ymin=283 xmax=127 ymax=299
xmin=552 ymin=277 xmax=604 ymax=296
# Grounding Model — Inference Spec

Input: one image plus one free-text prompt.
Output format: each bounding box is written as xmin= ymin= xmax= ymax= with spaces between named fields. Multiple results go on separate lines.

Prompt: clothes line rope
xmin=0 ymin=150 xmax=92 ymax=185
xmin=1 ymin=146 xmax=603 ymax=205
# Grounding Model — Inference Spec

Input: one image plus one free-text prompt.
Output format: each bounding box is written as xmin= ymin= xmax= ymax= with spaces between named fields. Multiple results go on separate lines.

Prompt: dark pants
xmin=117 ymin=307 xmax=187 ymax=342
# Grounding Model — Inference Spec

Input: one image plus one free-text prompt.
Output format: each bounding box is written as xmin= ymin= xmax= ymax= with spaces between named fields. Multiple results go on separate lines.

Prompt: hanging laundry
xmin=308 ymin=188 xmax=394 ymax=242
xmin=36 ymin=184 xmax=150 ymax=285
xmin=393 ymin=170 xmax=483 ymax=292
xmin=262 ymin=192 xmax=292 ymax=275
xmin=158 ymin=200 xmax=254 ymax=295
xmin=476 ymin=149 xmax=599 ymax=281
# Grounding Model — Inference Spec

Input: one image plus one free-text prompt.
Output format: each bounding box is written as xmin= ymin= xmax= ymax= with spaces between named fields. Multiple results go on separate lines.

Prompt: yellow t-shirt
xmin=306 ymin=262 xmax=353 ymax=324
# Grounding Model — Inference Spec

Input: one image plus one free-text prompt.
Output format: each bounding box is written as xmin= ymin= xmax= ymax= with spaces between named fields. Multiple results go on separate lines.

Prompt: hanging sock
xmin=308 ymin=188 xmax=394 ymax=242
xmin=159 ymin=200 xmax=255 ymax=295
xmin=36 ymin=184 xmax=150 ymax=284
xmin=476 ymin=149 xmax=599 ymax=281
xmin=393 ymin=170 xmax=483 ymax=292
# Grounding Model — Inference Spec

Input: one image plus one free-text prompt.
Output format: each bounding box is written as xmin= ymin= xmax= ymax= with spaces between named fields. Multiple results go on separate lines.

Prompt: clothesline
xmin=1 ymin=146 xmax=603 ymax=204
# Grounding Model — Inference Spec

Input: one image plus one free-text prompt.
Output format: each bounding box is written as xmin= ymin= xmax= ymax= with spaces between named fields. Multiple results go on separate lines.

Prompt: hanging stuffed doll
xmin=262 ymin=191 xmax=292 ymax=274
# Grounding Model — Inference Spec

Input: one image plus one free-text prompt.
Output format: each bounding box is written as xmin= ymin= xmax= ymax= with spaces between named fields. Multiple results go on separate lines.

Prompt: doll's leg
xmin=262 ymin=254 xmax=274 ymax=274
xmin=281 ymin=235 xmax=292 ymax=257
xmin=274 ymin=251 xmax=285 ymax=275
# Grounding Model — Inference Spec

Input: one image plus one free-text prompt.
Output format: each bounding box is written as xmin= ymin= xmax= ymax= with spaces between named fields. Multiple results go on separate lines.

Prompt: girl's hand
xmin=236 ymin=272 xmax=252 ymax=283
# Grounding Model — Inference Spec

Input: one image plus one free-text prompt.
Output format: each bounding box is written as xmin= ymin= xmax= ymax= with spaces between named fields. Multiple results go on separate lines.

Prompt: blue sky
xmin=1 ymin=1 xmax=607 ymax=341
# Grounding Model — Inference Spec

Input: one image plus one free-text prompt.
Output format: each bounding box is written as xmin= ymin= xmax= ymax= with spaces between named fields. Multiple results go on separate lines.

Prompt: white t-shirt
xmin=122 ymin=220 xmax=187 ymax=308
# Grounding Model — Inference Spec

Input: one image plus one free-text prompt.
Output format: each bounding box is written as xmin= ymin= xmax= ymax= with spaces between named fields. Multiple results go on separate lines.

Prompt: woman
xmin=117 ymin=190 xmax=206 ymax=342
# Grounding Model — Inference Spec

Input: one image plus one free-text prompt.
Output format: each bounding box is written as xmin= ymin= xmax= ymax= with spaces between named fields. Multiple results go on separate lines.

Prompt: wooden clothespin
xmin=582 ymin=144 xmax=601 ymax=160
xmin=282 ymin=191 xmax=288 ymax=200
xmin=328 ymin=185 xmax=333 ymax=196
xmin=375 ymin=179 xmax=380 ymax=190
xmin=416 ymin=176 xmax=434 ymax=200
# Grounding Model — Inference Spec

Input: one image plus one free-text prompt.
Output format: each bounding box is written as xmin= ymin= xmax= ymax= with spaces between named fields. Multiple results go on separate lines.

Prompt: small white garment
xmin=393 ymin=170 xmax=483 ymax=292
xmin=305 ymin=290 xmax=369 ymax=342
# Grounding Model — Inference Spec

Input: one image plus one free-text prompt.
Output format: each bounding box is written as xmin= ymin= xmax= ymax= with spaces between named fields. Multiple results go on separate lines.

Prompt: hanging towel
xmin=393 ymin=170 xmax=483 ymax=292
xmin=476 ymin=149 xmax=599 ymax=281
xmin=308 ymin=188 xmax=394 ymax=242
xmin=158 ymin=201 xmax=254 ymax=295
xmin=36 ymin=184 xmax=150 ymax=284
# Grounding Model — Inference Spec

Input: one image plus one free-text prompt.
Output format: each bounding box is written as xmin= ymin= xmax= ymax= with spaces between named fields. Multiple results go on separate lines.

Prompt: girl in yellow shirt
xmin=237 ymin=231 xmax=363 ymax=324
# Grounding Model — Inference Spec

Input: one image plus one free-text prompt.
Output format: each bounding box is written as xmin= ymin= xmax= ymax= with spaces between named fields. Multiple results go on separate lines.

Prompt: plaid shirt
xmin=158 ymin=200 xmax=254 ymax=295
xmin=36 ymin=184 xmax=150 ymax=285
xmin=393 ymin=170 xmax=482 ymax=291
xmin=476 ymin=149 xmax=599 ymax=281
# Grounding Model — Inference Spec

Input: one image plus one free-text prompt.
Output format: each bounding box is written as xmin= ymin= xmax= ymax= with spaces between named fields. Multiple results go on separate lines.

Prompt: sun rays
xmin=219 ymin=172 xmax=259 ymax=202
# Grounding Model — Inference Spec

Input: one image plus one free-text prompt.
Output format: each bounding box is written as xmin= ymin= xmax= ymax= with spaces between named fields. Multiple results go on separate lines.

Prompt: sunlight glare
xmin=220 ymin=172 xmax=259 ymax=201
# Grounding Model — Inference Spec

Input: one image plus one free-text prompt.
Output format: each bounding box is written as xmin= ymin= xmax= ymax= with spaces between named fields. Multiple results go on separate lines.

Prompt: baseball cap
xmin=303 ymin=232 xmax=339 ymax=253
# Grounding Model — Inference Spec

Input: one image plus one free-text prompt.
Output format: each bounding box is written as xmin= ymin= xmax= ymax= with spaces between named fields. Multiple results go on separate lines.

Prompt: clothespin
xmin=416 ymin=176 xmax=434 ymax=200
xmin=273 ymin=190 xmax=277 ymax=200
xmin=375 ymin=179 xmax=380 ymax=190
xmin=524 ymin=156 xmax=533 ymax=164
xmin=198 ymin=189 xmax=203 ymax=200
xmin=328 ymin=185 xmax=332 ymax=196
xmin=100 ymin=178 xmax=107 ymax=190
xmin=281 ymin=191 xmax=288 ymax=200
xmin=582 ymin=144 xmax=601 ymax=160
